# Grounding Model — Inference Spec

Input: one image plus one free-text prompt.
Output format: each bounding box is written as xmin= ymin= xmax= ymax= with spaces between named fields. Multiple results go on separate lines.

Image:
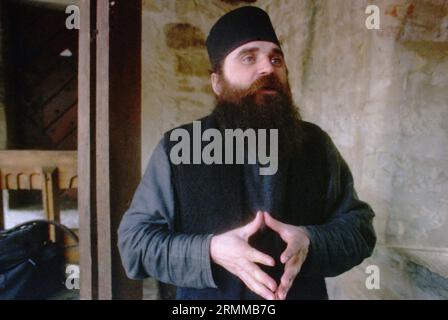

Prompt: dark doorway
xmin=2 ymin=1 xmax=78 ymax=212
xmin=3 ymin=1 xmax=78 ymax=151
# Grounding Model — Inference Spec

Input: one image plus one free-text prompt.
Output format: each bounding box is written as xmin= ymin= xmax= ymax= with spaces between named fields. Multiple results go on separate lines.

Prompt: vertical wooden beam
xmin=78 ymin=0 xmax=98 ymax=300
xmin=96 ymin=0 xmax=112 ymax=300
xmin=0 ymin=192 xmax=3 ymax=230
xmin=96 ymin=0 xmax=142 ymax=300
xmin=0 ymin=171 xmax=4 ymax=230
xmin=42 ymin=167 xmax=60 ymax=242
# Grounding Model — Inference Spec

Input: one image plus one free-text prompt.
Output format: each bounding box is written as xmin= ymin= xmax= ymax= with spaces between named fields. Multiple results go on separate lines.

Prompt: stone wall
xmin=141 ymin=0 xmax=448 ymax=299
xmin=298 ymin=0 xmax=448 ymax=299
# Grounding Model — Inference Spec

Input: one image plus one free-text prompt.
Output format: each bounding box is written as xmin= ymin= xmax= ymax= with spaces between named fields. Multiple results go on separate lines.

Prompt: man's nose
xmin=257 ymin=56 xmax=274 ymax=76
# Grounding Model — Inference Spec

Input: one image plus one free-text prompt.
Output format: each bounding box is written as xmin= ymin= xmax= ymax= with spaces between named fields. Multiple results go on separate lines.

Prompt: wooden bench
xmin=0 ymin=150 xmax=77 ymax=246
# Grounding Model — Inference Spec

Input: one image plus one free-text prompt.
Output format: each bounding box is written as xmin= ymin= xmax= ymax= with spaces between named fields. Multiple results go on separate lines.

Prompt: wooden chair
xmin=0 ymin=150 xmax=77 ymax=245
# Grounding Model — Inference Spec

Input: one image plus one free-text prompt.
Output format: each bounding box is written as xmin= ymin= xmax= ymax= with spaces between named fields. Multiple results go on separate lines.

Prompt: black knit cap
xmin=206 ymin=6 xmax=281 ymax=70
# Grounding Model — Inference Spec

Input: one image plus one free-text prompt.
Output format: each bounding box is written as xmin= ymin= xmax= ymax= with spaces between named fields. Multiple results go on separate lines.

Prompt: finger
xmin=244 ymin=261 xmax=278 ymax=292
xmin=279 ymin=230 xmax=310 ymax=263
xmin=277 ymin=253 xmax=306 ymax=299
xmin=263 ymin=211 xmax=286 ymax=234
xmin=276 ymin=272 xmax=294 ymax=300
xmin=239 ymin=268 xmax=275 ymax=300
xmin=275 ymin=274 xmax=292 ymax=300
xmin=242 ymin=211 xmax=264 ymax=239
xmin=275 ymin=291 xmax=283 ymax=300
xmin=276 ymin=285 xmax=288 ymax=300
xmin=280 ymin=244 xmax=296 ymax=264
xmin=280 ymin=255 xmax=302 ymax=286
xmin=247 ymin=247 xmax=275 ymax=267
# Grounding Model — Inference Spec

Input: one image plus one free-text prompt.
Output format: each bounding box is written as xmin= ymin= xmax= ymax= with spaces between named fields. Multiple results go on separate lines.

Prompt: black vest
xmin=164 ymin=116 xmax=331 ymax=299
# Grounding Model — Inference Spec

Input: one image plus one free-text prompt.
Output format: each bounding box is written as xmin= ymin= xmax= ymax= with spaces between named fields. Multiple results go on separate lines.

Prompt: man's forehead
xmin=227 ymin=41 xmax=283 ymax=58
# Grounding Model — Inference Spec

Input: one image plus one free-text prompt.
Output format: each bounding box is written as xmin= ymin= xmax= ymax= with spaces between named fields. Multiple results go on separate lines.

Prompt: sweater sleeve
xmin=301 ymin=132 xmax=377 ymax=277
xmin=117 ymin=139 xmax=217 ymax=289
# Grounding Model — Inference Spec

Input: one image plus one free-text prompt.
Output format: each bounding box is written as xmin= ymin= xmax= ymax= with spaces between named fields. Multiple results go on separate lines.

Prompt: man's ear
xmin=211 ymin=73 xmax=222 ymax=96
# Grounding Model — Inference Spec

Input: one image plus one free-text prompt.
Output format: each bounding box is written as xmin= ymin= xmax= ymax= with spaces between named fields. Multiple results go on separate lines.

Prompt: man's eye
xmin=271 ymin=57 xmax=283 ymax=66
xmin=242 ymin=55 xmax=255 ymax=64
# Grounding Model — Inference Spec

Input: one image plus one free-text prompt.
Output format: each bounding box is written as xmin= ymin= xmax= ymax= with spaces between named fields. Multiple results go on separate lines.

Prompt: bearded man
xmin=118 ymin=6 xmax=376 ymax=300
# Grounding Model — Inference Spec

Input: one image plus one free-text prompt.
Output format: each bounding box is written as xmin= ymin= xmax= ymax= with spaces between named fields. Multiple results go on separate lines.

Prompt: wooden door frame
xmin=78 ymin=0 xmax=142 ymax=300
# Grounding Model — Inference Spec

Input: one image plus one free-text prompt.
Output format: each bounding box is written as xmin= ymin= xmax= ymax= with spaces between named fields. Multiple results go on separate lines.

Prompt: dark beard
xmin=210 ymin=74 xmax=303 ymax=158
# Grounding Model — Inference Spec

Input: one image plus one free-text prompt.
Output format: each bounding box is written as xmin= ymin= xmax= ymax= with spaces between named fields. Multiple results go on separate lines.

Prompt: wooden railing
xmin=0 ymin=150 xmax=77 ymax=243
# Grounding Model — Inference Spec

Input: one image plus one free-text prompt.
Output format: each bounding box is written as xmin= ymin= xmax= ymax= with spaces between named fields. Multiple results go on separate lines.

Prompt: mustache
xmin=245 ymin=74 xmax=286 ymax=96
xmin=217 ymin=74 xmax=290 ymax=106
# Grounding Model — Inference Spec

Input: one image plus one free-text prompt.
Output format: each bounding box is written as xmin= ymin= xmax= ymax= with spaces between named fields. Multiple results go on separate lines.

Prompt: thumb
xmin=280 ymin=244 xmax=295 ymax=264
xmin=263 ymin=211 xmax=286 ymax=235
xmin=242 ymin=211 xmax=264 ymax=239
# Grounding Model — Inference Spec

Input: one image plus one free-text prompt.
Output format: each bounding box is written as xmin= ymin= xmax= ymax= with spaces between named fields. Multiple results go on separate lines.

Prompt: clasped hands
xmin=210 ymin=211 xmax=310 ymax=300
